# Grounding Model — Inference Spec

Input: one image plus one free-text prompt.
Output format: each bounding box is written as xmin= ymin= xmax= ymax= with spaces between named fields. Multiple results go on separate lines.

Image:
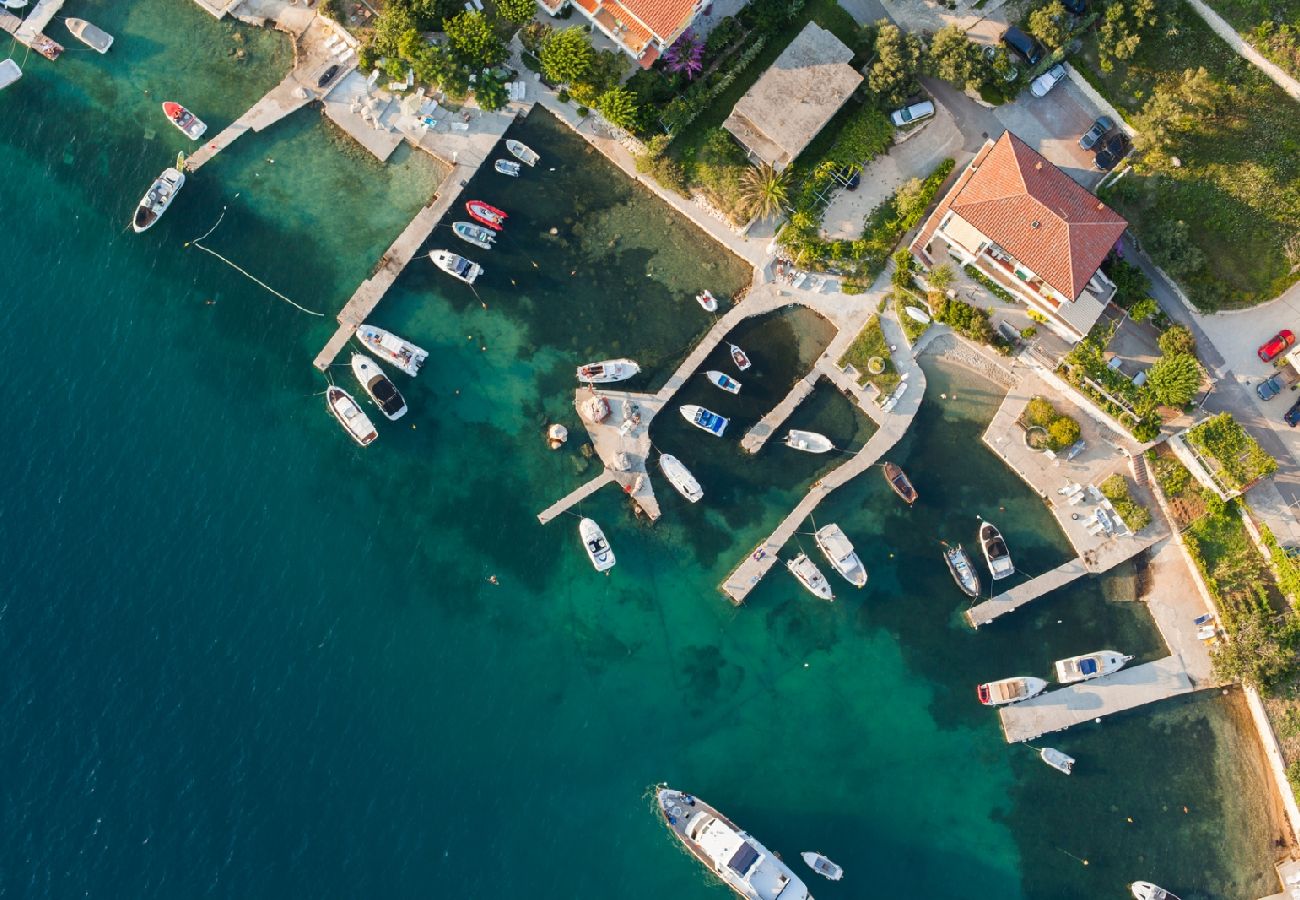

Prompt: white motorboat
xmin=452 ymin=221 xmax=496 ymax=250
xmin=429 ymin=249 xmax=482 ymax=284
xmin=131 ymin=167 xmax=185 ymax=233
xmin=979 ymin=521 xmax=1015 ymax=580
xmin=706 ymin=370 xmax=741 ymax=394
xmin=494 ymin=159 xmax=521 ymax=176
xmin=656 ymin=787 xmax=811 ymax=900
xmin=1040 ymin=747 xmax=1075 ymax=775
xmin=944 ymin=545 xmax=981 ymax=598
xmin=576 ymin=358 xmax=640 ymax=383
xmin=356 ymin=325 xmax=428 ymax=377
xmin=1131 ymin=882 xmax=1181 ymax=900
xmin=696 ymin=290 xmax=718 ymax=312
xmin=904 ymin=305 xmax=932 ymax=325
xmin=681 ymin=405 xmax=728 ymax=437
xmin=65 ymin=18 xmax=113 ymax=53
xmin=0 ymin=0 xmax=28 ymax=8
xmin=579 ymin=517 xmax=615 ymax=572
xmin=814 ymin=524 xmax=867 ymax=587
xmin=0 ymin=59 xmax=21 ymax=91
xmin=350 ymin=352 xmax=407 ymax=421
xmin=162 ymin=101 xmax=207 ymax=140
xmin=784 ymin=430 xmax=833 ymax=453
xmin=506 ymin=139 xmax=539 ymax=166
xmin=977 ymin=676 xmax=1047 ymax=706
xmin=787 ymin=552 xmax=834 ymax=600
xmin=659 ymin=454 xmax=703 ymax=503
xmin=1055 ymin=650 xmax=1133 ymax=684
xmin=729 ymin=343 xmax=752 ymax=371
xmin=801 ymin=852 xmax=843 ymax=881
xmin=326 ymin=386 xmax=378 ymax=447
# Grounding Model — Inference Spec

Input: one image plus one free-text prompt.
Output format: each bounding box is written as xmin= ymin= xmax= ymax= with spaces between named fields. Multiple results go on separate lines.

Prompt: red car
xmin=1259 ymin=329 xmax=1295 ymax=362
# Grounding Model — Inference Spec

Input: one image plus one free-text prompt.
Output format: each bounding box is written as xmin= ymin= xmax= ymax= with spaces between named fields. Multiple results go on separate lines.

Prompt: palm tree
xmin=740 ymin=164 xmax=789 ymax=222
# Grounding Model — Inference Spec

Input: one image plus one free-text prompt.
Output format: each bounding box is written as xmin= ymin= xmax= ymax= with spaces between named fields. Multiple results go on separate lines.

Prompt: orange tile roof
xmin=619 ymin=0 xmax=698 ymax=41
xmin=576 ymin=0 xmax=654 ymax=54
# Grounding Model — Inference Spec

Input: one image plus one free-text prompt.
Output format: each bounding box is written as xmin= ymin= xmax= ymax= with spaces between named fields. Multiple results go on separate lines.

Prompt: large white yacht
xmin=813 ymin=524 xmax=867 ymax=587
xmin=656 ymin=787 xmax=812 ymax=900
xmin=658 ymin=453 xmax=703 ymax=503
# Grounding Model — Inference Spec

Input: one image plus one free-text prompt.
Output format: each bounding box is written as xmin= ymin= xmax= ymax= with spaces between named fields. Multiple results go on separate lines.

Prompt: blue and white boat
xmin=1054 ymin=650 xmax=1132 ymax=684
xmin=680 ymin=405 xmax=728 ymax=437
xmin=706 ymin=370 xmax=741 ymax=394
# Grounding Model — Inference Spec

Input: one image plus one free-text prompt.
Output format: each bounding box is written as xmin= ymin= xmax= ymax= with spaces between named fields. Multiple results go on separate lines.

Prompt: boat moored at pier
xmin=350 ymin=353 xmax=407 ymax=421
xmin=977 ymin=676 xmax=1047 ymax=706
xmin=883 ymin=461 xmax=917 ymax=504
xmin=65 ymin=17 xmax=113 ymax=53
xmin=356 ymin=325 xmax=427 ymax=377
xmin=506 ymin=139 xmax=539 ymax=166
xmin=696 ymin=290 xmax=718 ymax=311
xmin=1131 ymin=882 xmax=1181 ymax=900
xmin=659 ymin=454 xmax=703 ymax=503
xmin=729 ymin=343 xmax=752 ymax=371
xmin=579 ymin=517 xmax=615 ymax=572
xmin=681 ymin=405 xmax=729 ymax=437
xmin=576 ymin=359 xmax=639 ymax=383
xmin=1040 ymin=748 xmax=1075 ymax=774
xmin=466 ymin=199 xmax=507 ymax=230
xmin=944 ymin=545 xmax=980 ymax=598
xmin=326 ymin=386 xmax=378 ymax=446
xmin=979 ymin=521 xmax=1015 ymax=580
xmin=655 ymin=787 xmax=811 ymax=900
xmin=1055 ymin=650 xmax=1133 ymax=684
xmin=132 ymin=167 xmax=184 ymax=233
xmin=162 ymin=101 xmax=207 ymax=140
xmin=784 ymin=430 xmax=832 ymax=453
xmin=787 ymin=552 xmax=834 ymax=600
xmin=429 ymin=249 xmax=482 ymax=284
xmin=814 ymin=524 xmax=866 ymax=587
xmin=452 ymin=220 xmax=496 ymax=250
xmin=706 ymin=370 xmax=741 ymax=394
xmin=494 ymin=159 xmax=520 ymax=177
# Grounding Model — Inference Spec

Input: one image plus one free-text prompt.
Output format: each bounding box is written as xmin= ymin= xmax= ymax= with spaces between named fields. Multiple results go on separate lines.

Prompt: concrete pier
xmin=966 ymin=557 xmax=1089 ymax=626
xmin=0 ymin=0 xmax=65 ymax=58
xmin=740 ymin=375 xmax=818 ymax=453
xmin=536 ymin=471 xmax=617 ymax=524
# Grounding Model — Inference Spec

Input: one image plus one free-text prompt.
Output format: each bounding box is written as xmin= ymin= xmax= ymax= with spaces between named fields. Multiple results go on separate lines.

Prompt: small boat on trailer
xmin=979 ymin=521 xmax=1015 ymax=580
xmin=578 ymin=517 xmax=615 ymax=572
xmin=883 ymin=461 xmax=917 ymax=504
xmin=429 ymin=249 xmax=482 ymax=284
xmin=162 ymin=101 xmax=207 ymax=140
xmin=576 ymin=358 xmax=639 ymax=383
xmin=1040 ymin=748 xmax=1075 ymax=775
xmin=977 ymin=676 xmax=1046 ymax=706
xmin=1055 ymin=650 xmax=1133 ymax=684
xmin=801 ymin=852 xmax=843 ymax=881
xmin=356 ymin=325 xmax=428 ymax=377
xmin=944 ymin=544 xmax=980 ymax=598
xmin=1131 ymin=882 xmax=1181 ymax=900
xmin=466 ymin=199 xmax=507 ymax=230
xmin=326 ymin=386 xmax=378 ymax=446
xmin=681 ymin=404 xmax=728 ymax=437
xmin=706 ymin=370 xmax=741 ymax=394
xmin=452 ymin=220 xmax=496 ymax=250
xmin=506 ymin=139 xmax=539 ymax=167
xmin=65 ymin=18 xmax=114 ymax=53
xmin=728 ymin=343 xmax=751 ymax=371
xmin=814 ymin=523 xmax=867 ymax=587
xmin=658 ymin=454 xmax=703 ymax=503
xmin=132 ymin=167 xmax=185 ymax=233
xmin=696 ymin=290 xmax=718 ymax=312
xmin=784 ymin=430 xmax=833 ymax=453
xmin=494 ymin=159 xmax=521 ymax=176
xmin=350 ymin=353 xmax=407 ymax=421
xmin=787 ymin=552 xmax=834 ymax=601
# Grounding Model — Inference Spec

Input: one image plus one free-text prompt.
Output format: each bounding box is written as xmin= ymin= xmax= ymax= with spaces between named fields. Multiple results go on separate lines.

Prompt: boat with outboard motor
xmin=977 ymin=676 xmax=1047 ymax=706
xmin=350 ymin=353 xmax=407 ymax=421
xmin=429 ymin=249 xmax=482 ymax=284
xmin=466 ymin=199 xmax=507 ymax=230
xmin=655 ymin=787 xmax=811 ymax=900
xmin=132 ymin=167 xmax=185 ymax=233
xmin=65 ymin=17 xmax=113 ymax=53
xmin=1055 ymin=650 xmax=1132 ymax=684
xmin=1131 ymin=882 xmax=1181 ymax=900
xmin=579 ymin=517 xmax=615 ymax=572
xmin=883 ymin=461 xmax=917 ymax=504
xmin=326 ymin=386 xmax=378 ymax=447
xmin=801 ymin=852 xmax=842 ymax=882
xmin=784 ymin=430 xmax=832 ymax=453
xmin=494 ymin=159 xmax=520 ymax=176
xmin=814 ymin=524 xmax=866 ymax=587
xmin=681 ymin=405 xmax=728 ymax=437
xmin=944 ymin=544 xmax=980 ymax=598
xmin=659 ymin=454 xmax=703 ymax=503
xmin=706 ymin=370 xmax=741 ymax=394
xmin=980 ymin=521 xmax=1015 ymax=580
xmin=162 ymin=101 xmax=207 ymax=140
xmin=729 ymin=343 xmax=752 ymax=371
xmin=506 ymin=139 xmax=539 ymax=166
xmin=787 ymin=552 xmax=834 ymax=600
xmin=356 ymin=325 xmax=428 ymax=377
xmin=1040 ymin=748 xmax=1075 ymax=774
xmin=576 ymin=359 xmax=640 ymax=383
xmin=452 ymin=220 xmax=496 ymax=250
xmin=696 ymin=290 xmax=718 ymax=312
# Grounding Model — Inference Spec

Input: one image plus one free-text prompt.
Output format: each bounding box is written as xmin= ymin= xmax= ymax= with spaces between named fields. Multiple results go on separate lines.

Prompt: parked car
xmin=1079 ymin=116 xmax=1114 ymax=150
xmin=891 ymin=100 xmax=935 ymax=127
xmin=1092 ymin=132 xmax=1131 ymax=170
xmin=1259 ymin=329 xmax=1296 ymax=362
xmin=1001 ymin=26 xmax=1044 ymax=66
xmin=1285 ymin=398 xmax=1300 ymax=427
xmin=1029 ymin=64 xmax=1066 ymax=98
xmin=1258 ymin=374 xmax=1283 ymax=401
xmin=317 ymin=64 xmax=340 ymax=88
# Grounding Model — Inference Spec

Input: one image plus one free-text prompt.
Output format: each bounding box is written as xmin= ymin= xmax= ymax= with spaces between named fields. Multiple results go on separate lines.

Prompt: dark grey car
xmin=1079 ymin=116 xmax=1114 ymax=150
xmin=1001 ymin=27 xmax=1044 ymax=66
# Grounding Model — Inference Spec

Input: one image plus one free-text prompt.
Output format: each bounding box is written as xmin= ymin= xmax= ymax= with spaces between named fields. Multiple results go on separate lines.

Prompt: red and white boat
xmin=466 ymin=200 xmax=507 ymax=230
xmin=162 ymin=102 xmax=207 ymax=140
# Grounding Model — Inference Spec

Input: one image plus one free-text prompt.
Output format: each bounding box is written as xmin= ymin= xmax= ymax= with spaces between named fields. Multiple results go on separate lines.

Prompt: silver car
xmin=890 ymin=100 xmax=935 ymax=127
xmin=1029 ymin=64 xmax=1066 ymax=98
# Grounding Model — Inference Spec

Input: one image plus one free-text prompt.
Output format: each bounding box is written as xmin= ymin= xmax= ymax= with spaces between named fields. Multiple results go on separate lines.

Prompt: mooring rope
xmin=185 ymin=206 xmax=323 ymax=317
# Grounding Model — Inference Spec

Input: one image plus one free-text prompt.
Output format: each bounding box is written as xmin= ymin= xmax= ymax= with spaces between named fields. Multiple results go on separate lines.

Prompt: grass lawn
xmin=839 ymin=314 xmax=901 ymax=398
xmin=1076 ymin=0 xmax=1300 ymax=310
xmin=1202 ymin=0 xmax=1300 ymax=78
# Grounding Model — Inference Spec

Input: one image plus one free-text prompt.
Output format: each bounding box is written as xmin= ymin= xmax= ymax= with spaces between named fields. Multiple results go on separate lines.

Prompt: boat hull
xmin=132 ymin=167 xmax=185 ymax=234
xmin=944 ymin=545 xmax=981 ymax=598
xmin=729 ymin=343 xmax=751 ymax=371
xmin=350 ymin=353 xmax=407 ymax=421
xmin=788 ymin=552 xmax=834 ymax=600
xmin=326 ymin=386 xmax=378 ymax=446
xmin=1055 ymin=651 xmax=1132 ymax=684
xmin=576 ymin=359 xmax=640 ymax=383
xmin=506 ymin=139 xmax=539 ymax=166
xmin=452 ymin=221 xmax=495 ymax=250
xmin=980 ymin=522 xmax=1015 ymax=580
xmin=883 ymin=461 xmax=917 ymax=504
xmin=579 ymin=517 xmax=615 ymax=572
xmin=815 ymin=524 xmax=867 ymax=587
xmin=466 ymin=200 xmax=507 ymax=230
xmin=356 ymin=325 xmax=428 ymax=377
xmin=429 ymin=249 xmax=482 ymax=284
xmin=784 ymin=430 xmax=832 ymax=453
xmin=977 ymin=676 xmax=1047 ymax=705
xmin=706 ymin=370 xmax=741 ymax=394
xmin=658 ymin=454 xmax=703 ymax=503
xmin=162 ymin=102 xmax=207 ymax=140
xmin=696 ymin=290 xmax=718 ymax=311
xmin=680 ymin=405 xmax=728 ymax=437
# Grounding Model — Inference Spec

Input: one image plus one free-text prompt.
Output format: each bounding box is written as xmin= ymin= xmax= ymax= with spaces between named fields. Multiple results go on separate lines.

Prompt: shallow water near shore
xmin=0 ymin=4 xmax=1285 ymax=898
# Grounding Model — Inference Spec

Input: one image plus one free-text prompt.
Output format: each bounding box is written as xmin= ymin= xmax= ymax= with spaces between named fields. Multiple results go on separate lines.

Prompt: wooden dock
xmin=537 ymin=471 xmax=617 ymax=524
xmin=740 ymin=375 xmax=818 ymax=453
xmin=998 ymin=656 xmax=1196 ymax=742
xmin=965 ymin=557 xmax=1089 ymax=626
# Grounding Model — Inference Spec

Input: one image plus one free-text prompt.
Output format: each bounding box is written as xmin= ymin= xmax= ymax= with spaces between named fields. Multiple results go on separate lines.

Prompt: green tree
xmin=445 ymin=10 xmax=506 ymax=67
xmin=1158 ymin=323 xmax=1197 ymax=358
xmin=739 ymin=164 xmax=790 ymax=221
xmin=927 ymin=24 xmax=976 ymax=86
xmin=868 ymin=21 xmax=924 ymax=107
xmin=1048 ymin=416 xmax=1082 ymax=450
xmin=928 ymin=263 xmax=954 ymax=291
xmin=1028 ymin=0 xmax=1070 ymax=50
xmin=597 ymin=86 xmax=640 ymax=130
xmin=1098 ymin=0 xmax=1159 ymax=71
xmin=408 ymin=0 xmax=464 ymax=30
xmin=1129 ymin=296 xmax=1158 ymax=321
xmin=1147 ymin=352 xmax=1201 ymax=406
xmin=1211 ymin=612 xmax=1299 ymax=690
xmin=541 ymin=26 xmax=595 ymax=86
xmin=496 ymin=0 xmax=537 ymax=25
xmin=372 ymin=3 xmax=418 ymax=57
xmin=1147 ymin=219 xmax=1206 ymax=278
xmin=477 ymin=74 xmax=509 ymax=111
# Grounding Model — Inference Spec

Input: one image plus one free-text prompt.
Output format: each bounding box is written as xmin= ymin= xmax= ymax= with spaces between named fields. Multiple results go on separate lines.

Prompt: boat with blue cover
xmin=706 ymin=370 xmax=741 ymax=394
xmin=681 ymin=405 xmax=728 ymax=437
xmin=1055 ymin=650 xmax=1132 ymax=684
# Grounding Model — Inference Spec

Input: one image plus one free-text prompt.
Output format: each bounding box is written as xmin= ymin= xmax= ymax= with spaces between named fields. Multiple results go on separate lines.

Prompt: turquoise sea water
xmin=0 ymin=3 xmax=1285 ymax=897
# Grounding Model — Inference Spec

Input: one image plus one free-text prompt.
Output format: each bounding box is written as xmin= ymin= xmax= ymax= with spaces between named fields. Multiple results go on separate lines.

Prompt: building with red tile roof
xmin=539 ymin=0 xmax=704 ymax=68
xmin=911 ymin=131 xmax=1128 ymax=341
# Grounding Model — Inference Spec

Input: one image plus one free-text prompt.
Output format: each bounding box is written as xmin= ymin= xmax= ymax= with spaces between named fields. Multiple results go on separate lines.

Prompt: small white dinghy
xmin=696 ymin=290 xmax=718 ymax=312
xmin=658 ymin=453 xmax=703 ymax=503
xmin=1131 ymin=882 xmax=1181 ymax=900
xmin=706 ymin=370 xmax=741 ymax=394
xmin=1054 ymin=650 xmax=1133 ymax=684
xmin=728 ymin=343 xmax=751 ymax=371
xmin=494 ymin=159 xmax=521 ymax=176
xmin=65 ymin=18 xmax=114 ymax=53
xmin=787 ymin=552 xmax=834 ymax=601
xmin=506 ymin=139 xmax=539 ymax=166
xmin=814 ymin=523 xmax=867 ymax=587
xmin=430 ymin=249 xmax=482 ymax=284
xmin=452 ymin=221 xmax=496 ymax=250
xmin=977 ymin=676 xmax=1047 ymax=706
xmin=578 ymin=517 xmax=615 ymax=572
xmin=801 ymin=852 xmax=843 ymax=882
xmin=1040 ymin=747 xmax=1075 ymax=775
xmin=576 ymin=358 xmax=639 ymax=383
xmin=784 ymin=430 xmax=833 ymax=453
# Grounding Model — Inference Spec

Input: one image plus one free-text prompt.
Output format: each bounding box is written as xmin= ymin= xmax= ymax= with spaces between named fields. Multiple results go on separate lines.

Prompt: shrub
xmin=1100 ymin=473 xmax=1153 ymax=532
xmin=1158 ymin=323 xmax=1196 ymax=358
xmin=1186 ymin=413 xmax=1278 ymax=493
xmin=1048 ymin=416 xmax=1082 ymax=449
xmin=1129 ymin=296 xmax=1158 ymax=321
xmin=1147 ymin=352 xmax=1200 ymax=406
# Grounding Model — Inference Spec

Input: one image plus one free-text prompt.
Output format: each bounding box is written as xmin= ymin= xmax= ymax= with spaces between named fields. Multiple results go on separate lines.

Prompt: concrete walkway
xmin=740 ymin=375 xmax=819 ymax=453
xmin=1184 ymin=0 xmax=1300 ymax=104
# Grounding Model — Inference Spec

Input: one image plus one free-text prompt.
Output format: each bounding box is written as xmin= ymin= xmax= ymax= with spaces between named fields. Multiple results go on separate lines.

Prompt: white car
xmin=890 ymin=100 xmax=935 ymax=127
xmin=1029 ymin=64 xmax=1066 ymax=97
